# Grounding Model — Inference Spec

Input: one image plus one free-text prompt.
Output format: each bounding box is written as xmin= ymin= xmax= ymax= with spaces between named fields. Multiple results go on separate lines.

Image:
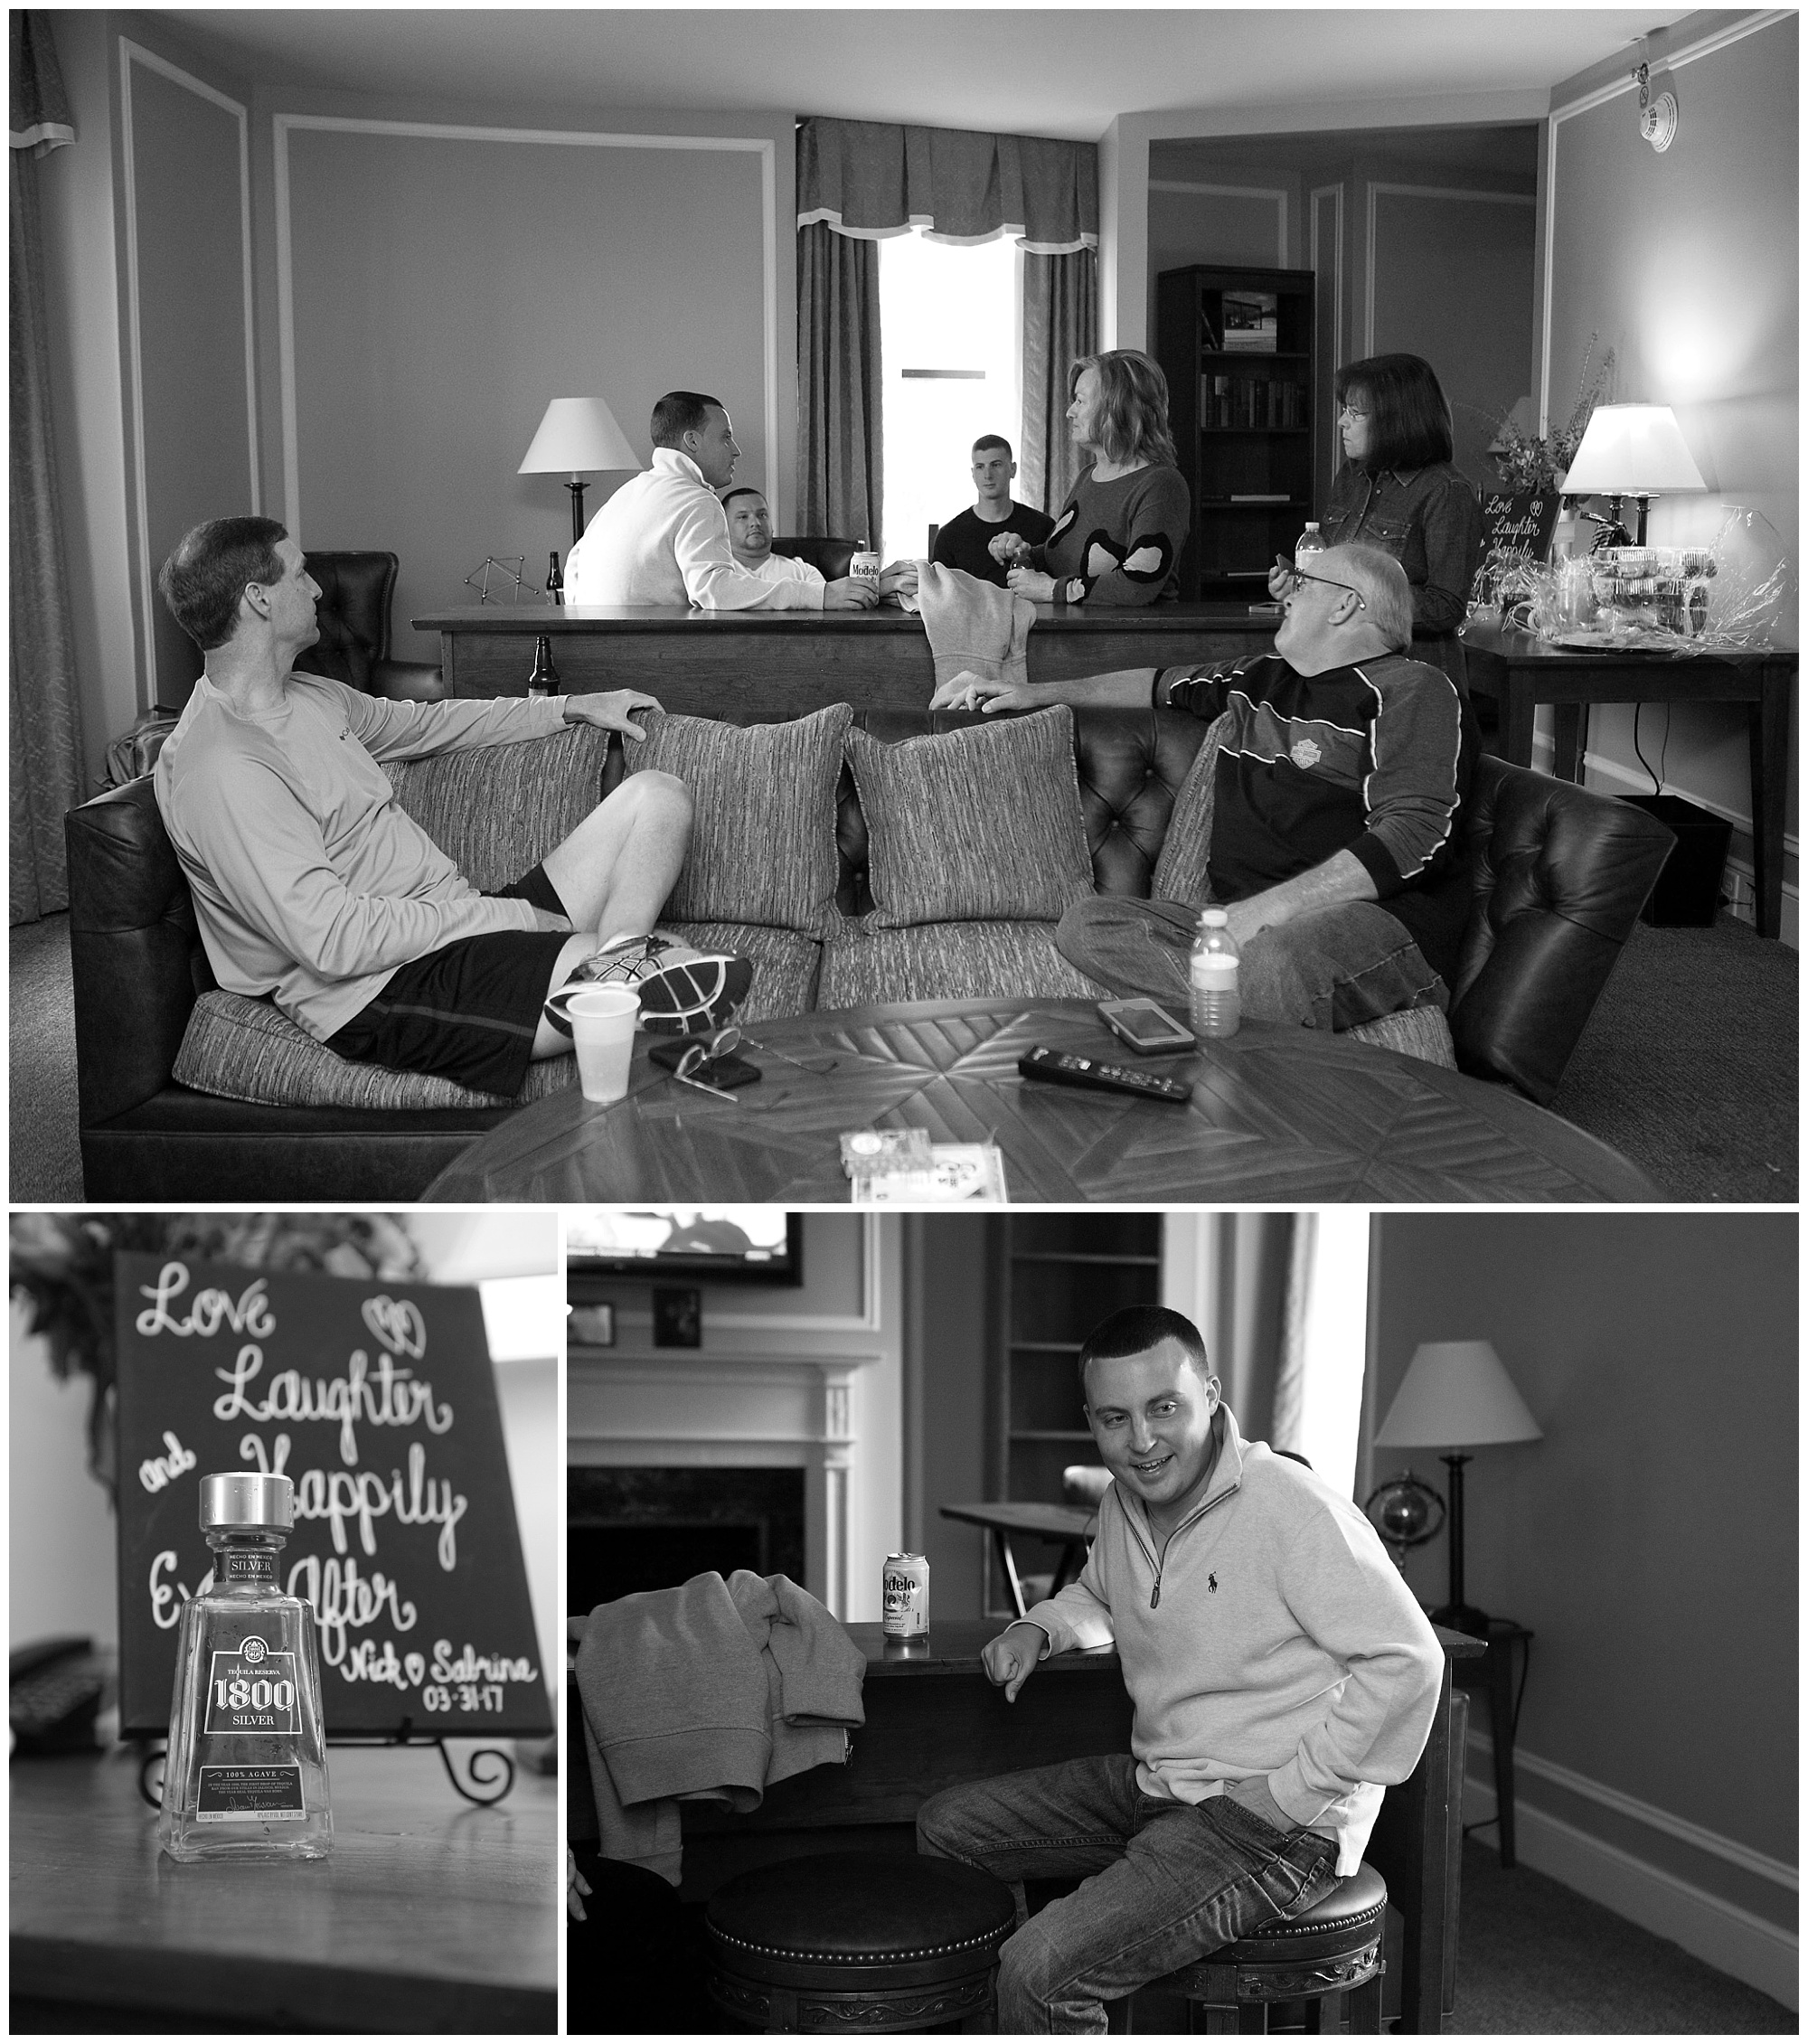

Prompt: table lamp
xmin=518 ymin=397 xmax=642 ymax=544
xmin=1372 ymin=1340 xmax=1541 ymax=1638
xmin=1559 ymin=402 xmax=1705 ymax=546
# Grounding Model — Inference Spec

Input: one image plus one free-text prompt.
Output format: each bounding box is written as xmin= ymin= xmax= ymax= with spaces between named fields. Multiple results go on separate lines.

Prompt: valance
xmin=798 ymin=116 xmax=1097 ymax=255
xmin=11 ymin=14 xmax=74 ymax=156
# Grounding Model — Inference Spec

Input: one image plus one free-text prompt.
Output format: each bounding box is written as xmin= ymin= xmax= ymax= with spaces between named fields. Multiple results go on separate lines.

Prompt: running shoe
xmin=543 ymin=931 xmax=753 ymax=1039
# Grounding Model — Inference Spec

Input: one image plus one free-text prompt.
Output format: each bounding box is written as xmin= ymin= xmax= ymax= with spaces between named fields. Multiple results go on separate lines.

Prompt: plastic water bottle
xmin=1190 ymin=909 xmax=1240 ymax=1039
xmin=1295 ymin=522 xmax=1327 ymax=571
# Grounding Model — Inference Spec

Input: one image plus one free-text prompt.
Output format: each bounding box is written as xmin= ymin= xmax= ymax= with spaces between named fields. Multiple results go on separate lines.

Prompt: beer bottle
xmin=546 ymin=550 xmax=563 ymax=605
xmin=527 ymin=634 xmax=560 ymax=700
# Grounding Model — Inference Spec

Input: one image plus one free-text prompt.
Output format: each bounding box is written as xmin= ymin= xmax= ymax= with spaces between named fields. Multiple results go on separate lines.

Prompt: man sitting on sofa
xmin=932 ymin=543 xmax=1476 ymax=1035
xmin=154 ymin=516 xmax=749 ymax=1102
xmin=564 ymin=391 xmax=880 ymax=611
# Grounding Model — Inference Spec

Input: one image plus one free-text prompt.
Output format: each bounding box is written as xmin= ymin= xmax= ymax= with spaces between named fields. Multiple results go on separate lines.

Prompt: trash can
xmin=1619 ymin=794 xmax=1733 ymax=927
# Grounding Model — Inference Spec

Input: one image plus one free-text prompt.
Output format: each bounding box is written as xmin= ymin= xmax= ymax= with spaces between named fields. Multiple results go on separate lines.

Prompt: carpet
xmin=1449 ymin=1838 xmax=1794 ymax=2033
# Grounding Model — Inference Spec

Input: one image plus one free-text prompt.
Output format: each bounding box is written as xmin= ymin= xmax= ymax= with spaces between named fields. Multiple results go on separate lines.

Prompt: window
xmin=877 ymin=231 xmax=1022 ymax=560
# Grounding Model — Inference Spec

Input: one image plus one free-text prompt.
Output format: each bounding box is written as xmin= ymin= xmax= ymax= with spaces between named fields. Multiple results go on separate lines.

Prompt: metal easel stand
xmin=137 ymin=1728 xmax=517 ymax=1812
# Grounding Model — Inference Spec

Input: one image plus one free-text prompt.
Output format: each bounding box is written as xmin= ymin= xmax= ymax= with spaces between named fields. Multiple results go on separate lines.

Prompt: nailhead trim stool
xmin=1150 ymin=1860 xmax=1388 ymax=2034
xmin=704 ymin=1851 xmax=1018 ymax=2032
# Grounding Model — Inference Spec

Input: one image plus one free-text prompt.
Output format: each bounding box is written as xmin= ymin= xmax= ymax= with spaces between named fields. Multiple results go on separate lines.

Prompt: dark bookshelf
xmin=982 ymin=1215 xmax=1164 ymax=1618
xmin=1158 ymin=263 xmax=1317 ymax=601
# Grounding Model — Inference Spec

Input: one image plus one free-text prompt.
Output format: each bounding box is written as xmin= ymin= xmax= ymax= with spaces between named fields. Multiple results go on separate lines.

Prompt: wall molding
xmin=270 ymin=116 xmax=781 ymax=534
xmin=118 ymin=38 xmax=259 ymax=707
xmin=1362 ymin=182 xmax=1536 ymax=356
xmin=1308 ymin=184 xmax=1343 ymax=368
xmin=1540 ymin=10 xmax=1792 ymax=429
xmin=1464 ymin=1738 xmax=1797 ymax=2009
xmin=1148 ymin=177 xmax=1287 ymax=267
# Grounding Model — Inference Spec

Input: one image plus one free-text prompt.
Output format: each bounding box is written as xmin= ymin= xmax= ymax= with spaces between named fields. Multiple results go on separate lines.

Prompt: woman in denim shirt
xmin=1283 ymin=353 xmax=1484 ymax=687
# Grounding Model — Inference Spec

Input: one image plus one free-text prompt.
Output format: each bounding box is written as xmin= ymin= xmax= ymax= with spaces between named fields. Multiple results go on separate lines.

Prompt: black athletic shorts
xmin=325 ymin=864 xmax=576 ymax=1098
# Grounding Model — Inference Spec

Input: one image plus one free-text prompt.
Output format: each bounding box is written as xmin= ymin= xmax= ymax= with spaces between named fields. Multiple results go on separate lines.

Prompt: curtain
xmin=798 ymin=117 xmax=1097 ymax=253
xmin=10 ymin=13 xmax=83 ymax=925
xmin=1164 ymin=1212 xmax=1370 ymax=1496
xmin=1019 ymin=248 xmax=1097 ymax=515
xmin=796 ymin=221 xmax=883 ymax=549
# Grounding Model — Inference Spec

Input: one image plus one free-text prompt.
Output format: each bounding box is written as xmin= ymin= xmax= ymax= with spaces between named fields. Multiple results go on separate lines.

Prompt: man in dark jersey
xmin=930 ymin=543 xmax=1476 ymax=1032
xmin=930 ymin=436 xmax=1056 ymax=588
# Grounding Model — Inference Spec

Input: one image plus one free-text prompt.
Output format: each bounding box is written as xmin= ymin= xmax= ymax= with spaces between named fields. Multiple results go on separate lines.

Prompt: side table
xmin=1461 ymin=619 xmax=1794 ymax=940
xmin=1450 ymin=1617 xmax=1533 ymax=1868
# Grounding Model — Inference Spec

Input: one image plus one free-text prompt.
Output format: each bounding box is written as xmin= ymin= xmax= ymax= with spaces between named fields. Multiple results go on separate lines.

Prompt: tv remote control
xmin=1017 ymin=1045 xmax=1192 ymax=1103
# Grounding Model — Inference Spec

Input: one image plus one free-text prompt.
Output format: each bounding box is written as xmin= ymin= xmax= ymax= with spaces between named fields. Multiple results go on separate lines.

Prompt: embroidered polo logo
xmin=1208 ymin=1573 xmax=1218 ymax=1594
xmin=1290 ymin=738 xmax=1323 ymax=769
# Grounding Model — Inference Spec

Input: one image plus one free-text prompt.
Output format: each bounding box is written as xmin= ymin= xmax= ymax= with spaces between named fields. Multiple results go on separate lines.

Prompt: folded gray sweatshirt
xmin=578 ymin=1568 xmax=865 ymax=1884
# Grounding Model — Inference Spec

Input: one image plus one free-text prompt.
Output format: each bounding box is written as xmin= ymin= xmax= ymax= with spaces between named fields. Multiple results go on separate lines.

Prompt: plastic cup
xmin=565 ymin=986 xmax=640 ymax=1103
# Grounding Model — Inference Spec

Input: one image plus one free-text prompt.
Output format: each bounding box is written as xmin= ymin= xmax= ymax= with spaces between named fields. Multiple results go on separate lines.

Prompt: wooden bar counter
xmin=568 ymin=1615 xmax=1481 ymax=2032
xmin=417 ymin=602 xmax=1276 ymax=713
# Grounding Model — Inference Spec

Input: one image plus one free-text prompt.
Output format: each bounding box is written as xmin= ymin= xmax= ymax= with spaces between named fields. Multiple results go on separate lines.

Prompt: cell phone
xmin=1097 ymin=999 xmax=1196 ymax=1054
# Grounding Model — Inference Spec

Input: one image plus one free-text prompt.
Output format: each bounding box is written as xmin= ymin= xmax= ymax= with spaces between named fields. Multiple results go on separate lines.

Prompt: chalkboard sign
xmin=114 ymin=1253 xmax=551 ymax=1741
xmin=1476 ymin=488 xmax=1561 ymax=592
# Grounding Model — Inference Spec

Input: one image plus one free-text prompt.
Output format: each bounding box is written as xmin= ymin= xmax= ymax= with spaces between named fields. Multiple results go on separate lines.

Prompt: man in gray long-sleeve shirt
xmin=154 ymin=516 xmax=749 ymax=1097
xmin=929 ymin=543 xmax=1477 ymax=1034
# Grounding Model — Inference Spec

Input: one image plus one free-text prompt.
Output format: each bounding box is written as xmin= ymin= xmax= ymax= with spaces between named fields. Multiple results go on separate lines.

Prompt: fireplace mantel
xmin=566 ymin=1218 xmax=898 ymax=1619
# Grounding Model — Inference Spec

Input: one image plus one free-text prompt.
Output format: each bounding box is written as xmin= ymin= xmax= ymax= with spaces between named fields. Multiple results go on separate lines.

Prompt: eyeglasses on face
xmin=1282 ymin=568 xmax=1368 ymax=610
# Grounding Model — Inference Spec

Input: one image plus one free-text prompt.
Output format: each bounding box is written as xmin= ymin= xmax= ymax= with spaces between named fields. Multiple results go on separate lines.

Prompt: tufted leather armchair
xmin=63 ymin=707 xmax=1670 ymax=1199
xmin=297 ymin=551 xmax=446 ymax=702
xmin=770 ymin=536 xmax=859 ymax=582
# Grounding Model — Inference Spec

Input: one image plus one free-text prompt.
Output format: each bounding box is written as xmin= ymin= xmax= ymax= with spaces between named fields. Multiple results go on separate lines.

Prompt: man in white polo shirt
xmin=564 ymin=391 xmax=877 ymax=611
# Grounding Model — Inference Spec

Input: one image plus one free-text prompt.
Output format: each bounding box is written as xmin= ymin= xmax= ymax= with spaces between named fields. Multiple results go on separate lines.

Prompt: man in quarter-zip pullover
xmin=918 ymin=1305 xmax=1442 ymax=2034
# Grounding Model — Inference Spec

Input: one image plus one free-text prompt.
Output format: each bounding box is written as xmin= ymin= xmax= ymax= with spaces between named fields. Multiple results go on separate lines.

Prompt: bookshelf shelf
xmin=1159 ymin=264 xmax=1316 ymax=602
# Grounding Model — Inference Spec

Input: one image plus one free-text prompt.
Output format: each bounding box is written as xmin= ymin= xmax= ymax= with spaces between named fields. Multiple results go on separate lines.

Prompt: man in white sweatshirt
xmin=563 ymin=391 xmax=879 ymax=611
xmin=918 ymin=1305 xmax=1442 ymax=2033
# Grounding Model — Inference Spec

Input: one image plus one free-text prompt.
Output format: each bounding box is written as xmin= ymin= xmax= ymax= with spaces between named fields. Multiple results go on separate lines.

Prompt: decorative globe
xmin=1363 ymin=1471 xmax=1445 ymax=1559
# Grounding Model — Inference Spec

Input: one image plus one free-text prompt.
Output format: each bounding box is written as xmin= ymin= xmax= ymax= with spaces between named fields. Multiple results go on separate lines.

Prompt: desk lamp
xmin=1373 ymin=1340 xmax=1540 ymax=1639
xmin=1560 ymin=403 xmax=1705 ymax=547
xmin=519 ymin=398 xmax=642 ymax=545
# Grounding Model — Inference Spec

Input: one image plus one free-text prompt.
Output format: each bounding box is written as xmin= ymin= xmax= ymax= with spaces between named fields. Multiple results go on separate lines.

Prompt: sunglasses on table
xmin=663 ymin=1025 xmax=748 ymax=1099
xmin=1276 ymin=563 xmax=1368 ymax=608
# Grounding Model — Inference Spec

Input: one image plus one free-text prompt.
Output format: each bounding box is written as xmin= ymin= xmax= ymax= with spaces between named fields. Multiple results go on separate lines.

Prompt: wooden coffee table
xmin=422 ymin=998 xmax=1660 ymax=1203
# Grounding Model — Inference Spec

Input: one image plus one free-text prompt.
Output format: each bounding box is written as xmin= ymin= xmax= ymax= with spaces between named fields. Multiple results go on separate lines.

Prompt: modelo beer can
xmin=850 ymin=549 xmax=881 ymax=587
xmin=881 ymin=1552 xmax=929 ymax=1637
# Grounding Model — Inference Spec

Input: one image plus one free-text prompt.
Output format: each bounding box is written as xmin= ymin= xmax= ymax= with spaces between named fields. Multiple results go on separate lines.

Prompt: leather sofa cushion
xmin=818 ymin=920 xmax=1105 ymax=1011
xmin=624 ymin=705 xmax=851 ymax=935
xmin=172 ymin=989 xmax=578 ymax=1110
xmin=844 ymin=708 xmax=1094 ymax=928
xmin=385 ymin=723 xmax=613 ymax=890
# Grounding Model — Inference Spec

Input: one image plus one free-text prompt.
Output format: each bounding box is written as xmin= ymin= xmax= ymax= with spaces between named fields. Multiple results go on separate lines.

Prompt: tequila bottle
xmin=158 ymin=1473 xmax=333 ymax=1861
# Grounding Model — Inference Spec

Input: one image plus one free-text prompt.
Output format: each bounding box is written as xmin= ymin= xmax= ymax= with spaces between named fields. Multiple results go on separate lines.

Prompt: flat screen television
xmin=566 ymin=1209 xmax=804 ymax=1290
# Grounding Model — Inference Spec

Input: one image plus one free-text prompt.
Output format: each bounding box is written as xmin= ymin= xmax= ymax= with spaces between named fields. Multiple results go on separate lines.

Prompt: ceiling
xmin=161 ymin=9 xmax=1689 ymax=142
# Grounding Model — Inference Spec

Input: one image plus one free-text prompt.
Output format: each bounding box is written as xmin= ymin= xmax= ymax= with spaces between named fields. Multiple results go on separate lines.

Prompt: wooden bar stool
xmin=704 ymin=1851 xmax=1017 ymax=2032
xmin=1150 ymin=1861 xmax=1387 ymax=2033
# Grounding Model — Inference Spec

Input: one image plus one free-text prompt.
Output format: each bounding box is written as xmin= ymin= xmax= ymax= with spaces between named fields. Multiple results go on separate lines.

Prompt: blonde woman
xmin=992 ymin=351 xmax=1190 ymax=607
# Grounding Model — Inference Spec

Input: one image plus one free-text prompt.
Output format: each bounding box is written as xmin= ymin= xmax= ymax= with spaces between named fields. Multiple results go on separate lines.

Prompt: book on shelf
xmin=1200 ymin=373 xmax=1303 ymax=430
xmin=1220 ymin=289 xmax=1279 ymax=353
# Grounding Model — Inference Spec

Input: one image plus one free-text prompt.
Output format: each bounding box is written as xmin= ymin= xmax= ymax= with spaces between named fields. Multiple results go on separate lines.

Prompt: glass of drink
xmin=565 ymin=987 xmax=641 ymax=1103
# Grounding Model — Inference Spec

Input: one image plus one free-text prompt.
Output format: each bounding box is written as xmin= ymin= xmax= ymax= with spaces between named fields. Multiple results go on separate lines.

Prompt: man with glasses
xmin=930 ymin=542 xmax=1476 ymax=1035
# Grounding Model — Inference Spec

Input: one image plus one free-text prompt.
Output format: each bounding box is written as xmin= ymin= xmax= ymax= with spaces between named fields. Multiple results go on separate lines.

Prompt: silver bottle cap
xmin=199 ymin=1472 xmax=295 ymax=1531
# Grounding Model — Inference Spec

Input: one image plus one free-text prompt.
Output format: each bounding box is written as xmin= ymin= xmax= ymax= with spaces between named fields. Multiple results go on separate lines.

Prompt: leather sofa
xmin=297 ymin=551 xmax=446 ymax=702
xmin=771 ymin=536 xmax=858 ymax=580
xmin=63 ymin=707 xmax=1673 ymax=1201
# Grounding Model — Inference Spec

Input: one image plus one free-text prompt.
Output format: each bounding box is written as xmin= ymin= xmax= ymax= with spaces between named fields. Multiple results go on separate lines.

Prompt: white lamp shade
xmin=1560 ymin=403 xmax=1706 ymax=495
xmin=518 ymin=397 xmax=642 ymax=478
xmin=1373 ymin=1341 xmax=1542 ymax=1449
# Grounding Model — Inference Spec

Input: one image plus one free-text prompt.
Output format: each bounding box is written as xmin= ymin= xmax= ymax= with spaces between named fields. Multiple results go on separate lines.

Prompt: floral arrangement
xmin=1489 ymin=335 xmax=1616 ymax=492
xmin=10 ymin=1212 xmax=420 ymax=1497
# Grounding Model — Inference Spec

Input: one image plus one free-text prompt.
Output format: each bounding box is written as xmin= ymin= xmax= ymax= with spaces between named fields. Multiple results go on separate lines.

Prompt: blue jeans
xmin=1055 ymin=895 xmax=1446 ymax=1033
xmin=917 ymin=1757 xmax=1339 ymax=2034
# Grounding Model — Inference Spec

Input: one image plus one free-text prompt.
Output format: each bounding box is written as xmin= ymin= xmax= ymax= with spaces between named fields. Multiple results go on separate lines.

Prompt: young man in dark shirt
xmin=930 ymin=436 xmax=1056 ymax=588
xmin=930 ymin=542 xmax=1477 ymax=1032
